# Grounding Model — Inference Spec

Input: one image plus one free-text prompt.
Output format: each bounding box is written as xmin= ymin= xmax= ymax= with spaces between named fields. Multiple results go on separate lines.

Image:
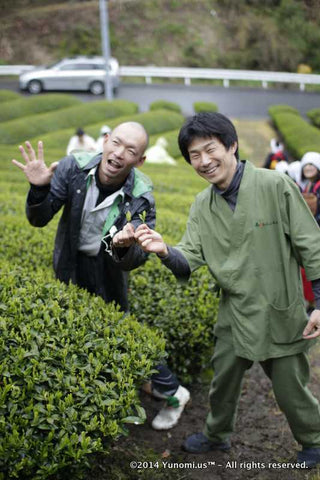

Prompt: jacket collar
xmin=84 ymin=157 xmax=151 ymax=199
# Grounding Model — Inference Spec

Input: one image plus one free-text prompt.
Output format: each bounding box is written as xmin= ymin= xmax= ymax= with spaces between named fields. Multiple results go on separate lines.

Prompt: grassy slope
xmin=2 ymin=0 xmax=320 ymax=74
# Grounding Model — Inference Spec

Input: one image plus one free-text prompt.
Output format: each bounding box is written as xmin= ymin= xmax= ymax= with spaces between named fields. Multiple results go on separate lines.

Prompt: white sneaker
xmin=151 ymin=386 xmax=190 ymax=430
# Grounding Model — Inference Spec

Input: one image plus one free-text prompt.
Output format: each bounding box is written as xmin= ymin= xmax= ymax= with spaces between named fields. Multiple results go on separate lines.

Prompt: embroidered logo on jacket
xmin=255 ymin=220 xmax=278 ymax=228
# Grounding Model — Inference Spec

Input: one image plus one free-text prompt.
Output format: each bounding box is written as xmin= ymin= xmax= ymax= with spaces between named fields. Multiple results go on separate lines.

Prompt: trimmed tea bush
xmin=29 ymin=110 xmax=185 ymax=153
xmin=149 ymin=100 xmax=181 ymax=113
xmin=193 ymin=101 xmax=218 ymax=113
xmin=268 ymin=105 xmax=300 ymax=116
xmin=0 ymin=94 xmax=82 ymax=123
xmin=0 ymin=100 xmax=138 ymax=144
xmin=268 ymin=105 xmax=320 ymax=158
xmin=0 ymin=90 xmax=20 ymax=103
xmin=0 ymin=211 xmax=56 ymax=271
xmin=307 ymin=108 xmax=320 ymax=129
xmin=0 ymin=262 xmax=165 ymax=479
xmin=129 ymin=256 xmax=219 ymax=384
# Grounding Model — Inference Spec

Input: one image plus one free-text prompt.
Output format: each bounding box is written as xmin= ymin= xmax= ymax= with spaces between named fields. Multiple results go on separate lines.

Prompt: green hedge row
xmin=27 ymin=110 xmax=185 ymax=155
xmin=307 ymin=108 xmax=320 ymax=129
xmin=268 ymin=105 xmax=300 ymax=116
xmin=0 ymin=100 xmax=138 ymax=145
xmin=129 ymin=256 xmax=218 ymax=384
xmin=0 ymin=90 xmax=20 ymax=103
xmin=0 ymin=94 xmax=82 ymax=123
xmin=149 ymin=100 xmax=182 ymax=113
xmin=193 ymin=101 xmax=218 ymax=113
xmin=0 ymin=262 xmax=165 ymax=479
xmin=268 ymin=105 xmax=320 ymax=158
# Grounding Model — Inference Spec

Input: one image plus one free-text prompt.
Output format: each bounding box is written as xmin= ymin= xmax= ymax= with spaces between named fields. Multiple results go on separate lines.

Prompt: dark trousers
xmin=204 ymin=337 xmax=320 ymax=447
xmin=76 ymin=251 xmax=180 ymax=396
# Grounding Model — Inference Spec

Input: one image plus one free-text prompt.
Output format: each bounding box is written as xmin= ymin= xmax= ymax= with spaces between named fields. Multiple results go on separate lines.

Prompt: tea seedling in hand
xmin=139 ymin=210 xmax=147 ymax=223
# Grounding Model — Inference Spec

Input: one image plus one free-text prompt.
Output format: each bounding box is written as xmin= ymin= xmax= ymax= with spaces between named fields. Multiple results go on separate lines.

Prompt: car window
xmin=59 ymin=64 xmax=100 ymax=71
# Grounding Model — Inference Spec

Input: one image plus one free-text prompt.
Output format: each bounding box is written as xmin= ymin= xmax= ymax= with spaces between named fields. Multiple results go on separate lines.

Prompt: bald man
xmin=13 ymin=121 xmax=190 ymax=430
xmin=13 ymin=121 xmax=153 ymax=311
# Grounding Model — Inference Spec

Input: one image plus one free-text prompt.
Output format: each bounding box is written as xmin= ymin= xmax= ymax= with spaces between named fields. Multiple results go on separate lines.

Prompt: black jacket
xmin=26 ymin=153 xmax=156 ymax=307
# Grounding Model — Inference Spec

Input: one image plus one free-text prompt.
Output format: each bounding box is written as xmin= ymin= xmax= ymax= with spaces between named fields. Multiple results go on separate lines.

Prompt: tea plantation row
xmin=0 ymin=91 xmax=218 ymax=479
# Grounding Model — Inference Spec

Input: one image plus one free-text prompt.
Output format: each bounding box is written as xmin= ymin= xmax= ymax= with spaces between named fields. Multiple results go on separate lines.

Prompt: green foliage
xmin=129 ymin=257 xmax=218 ymax=384
xmin=268 ymin=105 xmax=320 ymax=158
xmin=3 ymin=0 xmax=320 ymax=75
xmin=0 ymin=262 xmax=165 ymax=479
xmin=0 ymin=100 xmax=138 ymax=145
xmin=307 ymin=108 xmax=320 ymax=129
xmin=29 ymin=110 xmax=185 ymax=155
xmin=268 ymin=105 xmax=300 ymax=116
xmin=0 ymin=94 xmax=81 ymax=123
xmin=0 ymin=90 xmax=220 ymax=477
xmin=193 ymin=101 xmax=218 ymax=113
xmin=0 ymin=90 xmax=21 ymax=103
xmin=149 ymin=100 xmax=182 ymax=114
xmin=58 ymin=25 xmax=100 ymax=58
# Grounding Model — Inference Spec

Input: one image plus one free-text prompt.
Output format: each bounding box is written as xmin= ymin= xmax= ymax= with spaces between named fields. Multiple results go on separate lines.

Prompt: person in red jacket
xmin=263 ymin=138 xmax=288 ymax=170
xmin=300 ymin=152 xmax=320 ymax=312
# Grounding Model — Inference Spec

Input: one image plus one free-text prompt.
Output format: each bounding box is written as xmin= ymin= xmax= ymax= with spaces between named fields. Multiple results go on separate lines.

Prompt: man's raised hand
xmin=12 ymin=141 xmax=58 ymax=186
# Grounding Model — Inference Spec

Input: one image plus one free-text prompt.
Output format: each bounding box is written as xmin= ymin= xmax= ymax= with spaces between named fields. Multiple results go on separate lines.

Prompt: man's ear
xmin=231 ymin=142 xmax=238 ymax=154
xmin=136 ymin=155 xmax=146 ymax=167
xmin=103 ymin=133 xmax=110 ymax=144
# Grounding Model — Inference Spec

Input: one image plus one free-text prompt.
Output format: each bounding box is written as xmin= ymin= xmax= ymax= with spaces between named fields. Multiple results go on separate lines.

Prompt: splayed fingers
xmin=12 ymin=140 xmax=57 ymax=186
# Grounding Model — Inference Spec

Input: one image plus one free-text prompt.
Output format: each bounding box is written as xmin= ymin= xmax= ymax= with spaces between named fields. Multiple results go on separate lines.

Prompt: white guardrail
xmin=1 ymin=65 xmax=320 ymax=91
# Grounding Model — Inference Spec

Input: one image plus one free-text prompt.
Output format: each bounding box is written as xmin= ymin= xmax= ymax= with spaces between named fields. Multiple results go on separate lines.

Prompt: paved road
xmin=1 ymin=78 xmax=320 ymax=119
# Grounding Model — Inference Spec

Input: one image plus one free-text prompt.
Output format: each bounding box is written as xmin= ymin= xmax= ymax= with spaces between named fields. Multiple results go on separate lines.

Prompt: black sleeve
xmin=26 ymin=156 xmax=71 ymax=227
xmin=311 ymin=278 xmax=320 ymax=310
xmin=159 ymin=246 xmax=191 ymax=280
xmin=28 ymin=184 xmax=51 ymax=205
xmin=263 ymin=154 xmax=272 ymax=169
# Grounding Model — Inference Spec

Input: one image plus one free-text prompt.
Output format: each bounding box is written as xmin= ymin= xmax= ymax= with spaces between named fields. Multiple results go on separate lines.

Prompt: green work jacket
xmin=176 ymin=161 xmax=320 ymax=361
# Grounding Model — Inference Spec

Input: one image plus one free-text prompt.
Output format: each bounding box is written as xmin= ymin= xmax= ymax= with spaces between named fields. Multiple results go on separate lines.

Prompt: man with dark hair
xmin=127 ymin=112 xmax=320 ymax=467
xmin=12 ymin=121 xmax=190 ymax=431
xmin=66 ymin=127 xmax=97 ymax=155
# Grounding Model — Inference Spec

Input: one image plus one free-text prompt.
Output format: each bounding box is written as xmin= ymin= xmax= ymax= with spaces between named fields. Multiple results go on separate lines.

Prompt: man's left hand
xmin=112 ymin=223 xmax=135 ymax=248
xmin=303 ymin=309 xmax=320 ymax=339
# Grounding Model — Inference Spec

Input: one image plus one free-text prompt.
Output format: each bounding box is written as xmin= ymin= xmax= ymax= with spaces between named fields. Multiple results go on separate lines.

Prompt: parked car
xmin=19 ymin=56 xmax=120 ymax=95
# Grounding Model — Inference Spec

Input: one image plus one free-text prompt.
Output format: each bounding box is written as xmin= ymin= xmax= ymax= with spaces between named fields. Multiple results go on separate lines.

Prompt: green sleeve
xmin=175 ymin=201 xmax=206 ymax=272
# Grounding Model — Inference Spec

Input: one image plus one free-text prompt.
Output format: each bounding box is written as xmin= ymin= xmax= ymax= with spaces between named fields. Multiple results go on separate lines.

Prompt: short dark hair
xmin=178 ymin=112 xmax=239 ymax=163
xmin=76 ymin=127 xmax=85 ymax=136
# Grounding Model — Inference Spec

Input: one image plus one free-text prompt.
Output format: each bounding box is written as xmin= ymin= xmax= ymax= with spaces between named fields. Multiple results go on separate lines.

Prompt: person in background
xmin=96 ymin=125 xmax=112 ymax=153
xmin=263 ymin=138 xmax=288 ymax=170
xmin=274 ymin=160 xmax=289 ymax=175
xmin=145 ymin=137 xmax=177 ymax=165
xmin=287 ymin=160 xmax=307 ymax=191
xmin=126 ymin=112 xmax=320 ymax=468
xmin=301 ymin=152 xmax=320 ymax=226
xmin=300 ymin=152 xmax=320 ymax=314
xmin=12 ymin=121 xmax=190 ymax=431
xmin=66 ymin=127 xmax=97 ymax=155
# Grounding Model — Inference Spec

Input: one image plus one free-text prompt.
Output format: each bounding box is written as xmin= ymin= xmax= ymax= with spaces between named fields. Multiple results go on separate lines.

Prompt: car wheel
xmin=27 ymin=80 xmax=43 ymax=94
xmin=89 ymin=81 xmax=104 ymax=95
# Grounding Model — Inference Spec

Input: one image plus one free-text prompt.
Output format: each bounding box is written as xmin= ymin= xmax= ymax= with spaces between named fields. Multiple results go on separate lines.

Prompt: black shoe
xmin=297 ymin=447 xmax=320 ymax=468
xmin=182 ymin=432 xmax=231 ymax=453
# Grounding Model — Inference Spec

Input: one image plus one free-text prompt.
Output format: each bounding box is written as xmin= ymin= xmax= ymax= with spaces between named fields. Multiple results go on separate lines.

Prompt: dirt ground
xmin=100 ymin=341 xmax=320 ymax=480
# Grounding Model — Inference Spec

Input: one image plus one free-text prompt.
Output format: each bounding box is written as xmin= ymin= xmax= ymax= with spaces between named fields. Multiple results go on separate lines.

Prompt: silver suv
xmin=19 ymin=56 xmax=120 ymax=95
